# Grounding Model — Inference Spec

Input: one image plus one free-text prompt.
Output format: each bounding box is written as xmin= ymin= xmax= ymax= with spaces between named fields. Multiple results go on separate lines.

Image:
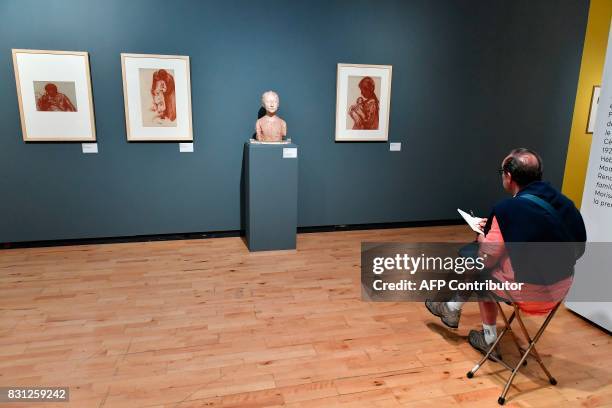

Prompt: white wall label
xmin=82 ymin=143 xmax=98 ymax=154
xmin=580 ymin=26 xmax=612 ymax=240
xmin=179 ymin=143 xmax=194 ymax=153
xmin=566 ymin=23 xmax=612 ymax=331
xmin=390 ymin=142 xmax=401 ymax=151
xmin=283 ymin=147 xmax=297 ymax=158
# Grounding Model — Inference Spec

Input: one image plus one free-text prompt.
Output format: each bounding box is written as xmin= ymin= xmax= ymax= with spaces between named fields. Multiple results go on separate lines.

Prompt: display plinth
xmin=244 ymin=141 xmax=298 ymax=251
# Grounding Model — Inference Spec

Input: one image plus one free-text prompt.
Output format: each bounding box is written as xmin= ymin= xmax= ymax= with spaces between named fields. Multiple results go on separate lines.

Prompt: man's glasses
xmin=497 ymin=168 xmax=505 ymax=175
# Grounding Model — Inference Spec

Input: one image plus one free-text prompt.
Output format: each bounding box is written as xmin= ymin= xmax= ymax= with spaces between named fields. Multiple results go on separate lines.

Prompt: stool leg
xmin=467 ymin=309 xmax=515 ymax=378
xmin=499 ymin=305 xmax=561 ymax=403
xmin=514 ymin=306 xmax=560 ymax=384
xmin=497 ymin=302 xmax=525 ymax=360
xmin=499 ymin=341 xmax=533 ymax=403
xmin=529 ymin=346 xmax=556 ymax=385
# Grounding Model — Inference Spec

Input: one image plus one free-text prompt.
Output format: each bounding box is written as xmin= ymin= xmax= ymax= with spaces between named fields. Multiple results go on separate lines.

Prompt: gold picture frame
xmin=335 ymin=63 xmax=392 ymax=142
xmin=12 ymin=49 xmax=96 ymax=142
xmin=120 ymin=53 xmax=193 ymax=142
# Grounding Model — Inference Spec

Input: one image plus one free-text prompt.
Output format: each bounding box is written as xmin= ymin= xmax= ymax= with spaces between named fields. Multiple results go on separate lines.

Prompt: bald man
xmin=425 ymin=148 xmax=586 ymax=360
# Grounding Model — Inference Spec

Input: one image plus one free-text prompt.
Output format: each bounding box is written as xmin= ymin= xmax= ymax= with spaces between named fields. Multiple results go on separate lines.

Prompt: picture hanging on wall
xmin=121 ymin=53 xmax=193 ymax=141
xmin=335 ymin=63 xmax=392 ymax=141
xmin=586 ymin=85 xmax=601 ymax=134
xmin=12 ymin=49 xmax=96 ymax=142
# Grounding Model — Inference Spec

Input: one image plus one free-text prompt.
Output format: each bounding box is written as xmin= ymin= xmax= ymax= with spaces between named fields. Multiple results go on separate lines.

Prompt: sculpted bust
xmin=255 ymin=91 xmax=287 ymax=142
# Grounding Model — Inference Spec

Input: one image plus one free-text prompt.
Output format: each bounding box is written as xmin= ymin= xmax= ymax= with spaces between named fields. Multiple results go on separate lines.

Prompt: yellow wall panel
xmin=562 ymin=1 xmax=612 ymax=206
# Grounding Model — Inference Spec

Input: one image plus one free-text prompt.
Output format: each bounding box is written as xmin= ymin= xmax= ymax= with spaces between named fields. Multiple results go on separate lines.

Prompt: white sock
xmin=446 ymin=301 xmax=464 ymax=311
xmin=483 ymin=323 xmax=497 ymax=344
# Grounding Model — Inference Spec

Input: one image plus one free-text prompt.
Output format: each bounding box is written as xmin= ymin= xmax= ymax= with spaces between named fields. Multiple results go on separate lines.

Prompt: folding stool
xmin=466 ymin=295 xmax=561 ymax=405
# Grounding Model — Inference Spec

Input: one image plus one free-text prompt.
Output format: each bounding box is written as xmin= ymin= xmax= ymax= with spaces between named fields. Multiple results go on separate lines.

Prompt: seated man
xmin=425 ymin=148 xmax=586 ymax=359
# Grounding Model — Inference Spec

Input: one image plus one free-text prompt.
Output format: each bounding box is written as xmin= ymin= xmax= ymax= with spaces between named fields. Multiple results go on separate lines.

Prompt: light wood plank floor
xmin=0 ymin=226 xmax=610 ymax=407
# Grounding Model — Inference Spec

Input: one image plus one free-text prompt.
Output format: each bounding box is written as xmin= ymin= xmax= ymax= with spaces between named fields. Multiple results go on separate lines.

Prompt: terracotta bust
xmin=255 ymin=91 xmax=287 ymax=142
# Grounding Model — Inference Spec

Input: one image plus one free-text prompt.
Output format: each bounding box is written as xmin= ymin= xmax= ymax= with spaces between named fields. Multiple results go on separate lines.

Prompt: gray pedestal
xmin=244 ymin=142 xmax=298 ymax=251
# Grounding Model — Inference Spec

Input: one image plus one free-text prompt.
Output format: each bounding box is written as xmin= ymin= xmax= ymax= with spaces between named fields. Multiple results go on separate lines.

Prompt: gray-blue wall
xmin=0 ymin=0 xmax=589 ymax=243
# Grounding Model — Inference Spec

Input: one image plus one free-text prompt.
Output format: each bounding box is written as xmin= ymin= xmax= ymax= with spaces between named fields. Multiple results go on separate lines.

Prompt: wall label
xmin=82 ymin=143 xmax=98 ymax=154
xmin=179 ymin=143 xmax=194 ymax=153
xmin=283 ymin=147 xmax=297 ymax=158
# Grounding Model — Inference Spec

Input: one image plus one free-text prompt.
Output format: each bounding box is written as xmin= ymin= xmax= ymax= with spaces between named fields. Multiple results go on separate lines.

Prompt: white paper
xmin=390 ymin=142 xmax=401 ymax=151
xmin=81 ymin=143 xmax=98 ymax=154
xmin=457 ymin=208 xmax=484 ymax=235
xmin=283 ymin=147 xmax=297 ymax=158
xmin=179 ymin=142 xmax=194 ymax=152
xmin=123 ymin=55 xmax=192 ymax=141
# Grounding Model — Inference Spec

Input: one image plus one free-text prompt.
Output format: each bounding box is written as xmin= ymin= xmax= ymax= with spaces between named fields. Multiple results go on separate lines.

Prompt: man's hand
xmin=477 ymin=218 xmax=488 ymax=231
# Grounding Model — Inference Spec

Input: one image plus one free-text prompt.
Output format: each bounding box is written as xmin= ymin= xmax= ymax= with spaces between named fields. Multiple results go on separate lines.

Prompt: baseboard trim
xmin=1 ymin=218 xmax=464 ymax=250
xmin=565 ymin=306 xmax=612 ymax=335
xmin=298 ymin=219 xmax=463 ymax=233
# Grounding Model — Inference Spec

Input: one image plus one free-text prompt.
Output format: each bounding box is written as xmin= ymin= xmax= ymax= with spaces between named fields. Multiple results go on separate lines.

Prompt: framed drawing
xmin=586 ymin=85 xmax=601 ymax=134
xmin=335 ymin=63 xmax=392 ymax=141
xmin=121 ymin=53 xmax=193 ymax=141
xmin=12 ymin=49 xmax=96 ymax=142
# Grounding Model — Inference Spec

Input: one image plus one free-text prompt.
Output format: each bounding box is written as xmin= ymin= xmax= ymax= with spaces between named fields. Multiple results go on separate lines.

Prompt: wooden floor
xmin=0 ymin=225 xmax=610 ymax=408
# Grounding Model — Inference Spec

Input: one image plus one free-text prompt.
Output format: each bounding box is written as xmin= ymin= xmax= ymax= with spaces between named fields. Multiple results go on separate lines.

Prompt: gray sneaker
xmin=468 ymin=329 xmax=502 ymax=361
xmin=425 ymin=300 xmax=461 ymax=328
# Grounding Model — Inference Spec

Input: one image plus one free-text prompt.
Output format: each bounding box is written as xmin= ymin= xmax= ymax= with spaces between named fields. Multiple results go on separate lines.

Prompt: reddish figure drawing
xmin=34 ymin=82 xmax=77 ymax=112
xmin=348 ymin=76 xmax=379 ymax=130
xmin=139 ymin=68 xmax=177 ymax=127
xmin=151 ymin=69 xmax=176 ymax=121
